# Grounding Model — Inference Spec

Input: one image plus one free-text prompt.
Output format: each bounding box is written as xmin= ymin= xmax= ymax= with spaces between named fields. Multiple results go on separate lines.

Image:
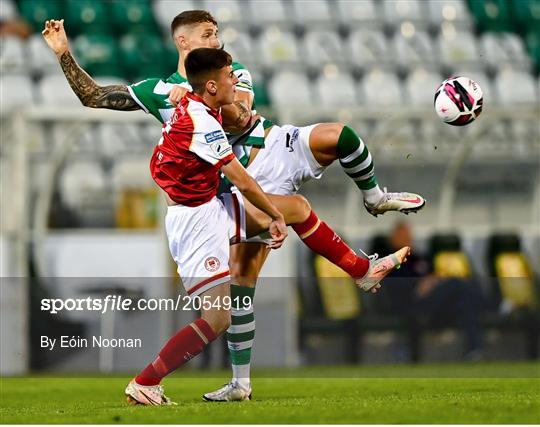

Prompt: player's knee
xmin=229 ymin=257 xmax=245 ymax=279
xmin=205 ymin=311 xmax=231 ymax=336
xmin=294 ymin=195 xmax=311 ymax=221
xmin=328 ymin=123 xmax=345 ymax=144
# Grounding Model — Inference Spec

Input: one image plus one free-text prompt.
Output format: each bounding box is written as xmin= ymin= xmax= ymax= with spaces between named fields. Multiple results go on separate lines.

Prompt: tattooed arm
xmin=42 ymin=19 xmax=139 ymax=111
xmin=58 ymin=50 xmax=139 ymax=110
xmin=221 ymin=91 xmax=254 ymax=134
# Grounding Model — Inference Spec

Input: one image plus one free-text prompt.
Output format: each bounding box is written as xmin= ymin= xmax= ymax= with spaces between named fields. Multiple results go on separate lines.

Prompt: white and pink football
xmin=434 ymin=76 xmax=483 ymax=126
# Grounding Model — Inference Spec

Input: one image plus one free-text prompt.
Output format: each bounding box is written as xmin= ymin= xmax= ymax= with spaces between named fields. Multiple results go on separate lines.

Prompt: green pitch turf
xmin=1 ymin=362 xmax=538 ymax=424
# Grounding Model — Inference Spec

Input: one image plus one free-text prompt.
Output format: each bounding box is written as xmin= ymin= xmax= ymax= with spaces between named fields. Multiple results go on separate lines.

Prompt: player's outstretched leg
xmin=244 ymin=193 xmax=381 ymax=284
xmin=125 ymin=283 xmax=231 ymax=405
xmin=308 ymin=123 xmax=426 ymax=216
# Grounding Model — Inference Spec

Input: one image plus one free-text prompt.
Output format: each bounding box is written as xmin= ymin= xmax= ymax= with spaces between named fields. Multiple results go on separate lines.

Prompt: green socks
xmin=227 ymin=285 xmax=255 ymax=388
xmin=337 ymin=125 xmax=383 ymax=205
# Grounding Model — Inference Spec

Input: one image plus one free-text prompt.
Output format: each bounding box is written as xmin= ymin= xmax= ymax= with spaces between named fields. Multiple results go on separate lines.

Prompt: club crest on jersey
xmin=204 ymin=256 xmax=220 ymax=272
xmin=204 ymin=130 xmax=227 ymax=144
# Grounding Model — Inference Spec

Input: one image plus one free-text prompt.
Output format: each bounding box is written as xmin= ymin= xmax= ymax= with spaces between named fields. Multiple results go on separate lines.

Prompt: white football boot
xmin=125 ymin=379 xmax=176 ymax=405
xmin=356 ymin=246 xmax=411 ymax=292
xmin=364 ymin=188 xmax=425 ymax=217
xmin=203 ymin=381 xmax=252 ymax=402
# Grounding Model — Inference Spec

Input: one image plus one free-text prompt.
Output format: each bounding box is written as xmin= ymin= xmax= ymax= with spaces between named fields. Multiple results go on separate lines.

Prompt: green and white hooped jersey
xmin=127 ymin=62 xmax=272 ymax=166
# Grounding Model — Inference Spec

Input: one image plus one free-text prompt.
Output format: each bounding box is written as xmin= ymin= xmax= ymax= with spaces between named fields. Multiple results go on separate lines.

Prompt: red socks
xmin=136 ymin=318 xmax=217 ymax=386
xmin=292 ymin=210 xmax=369 ymax=278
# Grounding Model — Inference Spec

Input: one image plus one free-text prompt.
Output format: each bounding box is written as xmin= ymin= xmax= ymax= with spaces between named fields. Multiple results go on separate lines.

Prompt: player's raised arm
xmin=220 ymin=158 xmax=287 ymax=248
xmin=42 ymin=19 xmax=139 ymax=111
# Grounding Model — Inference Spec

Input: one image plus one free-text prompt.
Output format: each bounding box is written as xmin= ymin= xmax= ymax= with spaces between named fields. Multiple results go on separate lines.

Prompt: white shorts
xmin=165 ymin=194 xmax=246 ymax=297
xmin=246 ymin=124 xmax=326 ymax=195
xmin=243 ymin=123 xmax=326 ymax=244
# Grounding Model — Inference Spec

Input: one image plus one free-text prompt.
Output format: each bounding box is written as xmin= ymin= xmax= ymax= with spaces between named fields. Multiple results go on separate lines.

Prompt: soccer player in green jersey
xmin=43 ymin=12 xmax=422 ymax=402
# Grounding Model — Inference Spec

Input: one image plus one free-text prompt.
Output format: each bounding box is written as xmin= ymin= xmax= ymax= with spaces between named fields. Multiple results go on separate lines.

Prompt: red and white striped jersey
xmin=150 ymin=92 xmax=235 ymax=207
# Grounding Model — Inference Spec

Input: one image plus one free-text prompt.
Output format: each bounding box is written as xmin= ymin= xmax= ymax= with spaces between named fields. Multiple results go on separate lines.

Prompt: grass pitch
xmin=1 ymin=362 xmax=538 ymax=424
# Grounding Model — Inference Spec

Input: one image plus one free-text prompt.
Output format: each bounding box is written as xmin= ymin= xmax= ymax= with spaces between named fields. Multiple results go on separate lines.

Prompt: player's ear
xmin=176 ymin=34 xmax=187 ymax=50
xmin=206 ymin=79 xmax=218 ymax=96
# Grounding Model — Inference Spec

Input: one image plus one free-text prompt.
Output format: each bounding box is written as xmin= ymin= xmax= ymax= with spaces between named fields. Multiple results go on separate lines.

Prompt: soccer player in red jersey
xmin=125 ymin=48 xmax=290 ymax=405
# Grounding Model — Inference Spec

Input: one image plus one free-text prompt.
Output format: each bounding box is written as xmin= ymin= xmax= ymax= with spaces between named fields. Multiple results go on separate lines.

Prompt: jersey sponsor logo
xmin=211 ymin=141 xmax=232 ymax=157
xmin=204 ymin=130 xmax=227 ymax=144
xmin=204 ymin=256 xmax=221 ymax=272
xmin=286 ymin=128 xmax=299 ymax=152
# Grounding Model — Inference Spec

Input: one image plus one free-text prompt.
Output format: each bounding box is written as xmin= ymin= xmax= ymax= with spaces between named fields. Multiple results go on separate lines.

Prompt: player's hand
xmin=267 ymin=216 xmax=287 ymax=249
xmin=168 ymin=85 xmax=188 ymax=107
xmin=42 ymin=19 xmax=69 ymax=57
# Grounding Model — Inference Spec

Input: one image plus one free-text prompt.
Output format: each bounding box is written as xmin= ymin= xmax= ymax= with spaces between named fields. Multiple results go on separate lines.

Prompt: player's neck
xmin=177 ymin=53 xmax=187 ymax=78
xmin=192 ymin=92 xmax=221 ymax=111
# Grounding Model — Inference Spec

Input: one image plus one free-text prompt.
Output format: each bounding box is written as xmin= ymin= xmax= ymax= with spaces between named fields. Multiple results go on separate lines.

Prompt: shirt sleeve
xmin=127 ymin=78 xmax=162 ymax=114
xmin=232 ymin=63 xmax=253 ymax=94
xmin=189 ymin=118 xmax=235 ymax=168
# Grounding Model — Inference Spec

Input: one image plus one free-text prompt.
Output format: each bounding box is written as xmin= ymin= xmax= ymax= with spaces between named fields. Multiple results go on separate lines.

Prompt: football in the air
xmin=434 ymin=76 xmax=483 ymax=126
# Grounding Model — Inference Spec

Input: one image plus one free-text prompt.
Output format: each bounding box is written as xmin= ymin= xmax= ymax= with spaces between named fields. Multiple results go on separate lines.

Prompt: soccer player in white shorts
xmin=43 ymin=14 xmax=415 ymax=402
xmin=123 ymin=48 xmax=289 ymax=405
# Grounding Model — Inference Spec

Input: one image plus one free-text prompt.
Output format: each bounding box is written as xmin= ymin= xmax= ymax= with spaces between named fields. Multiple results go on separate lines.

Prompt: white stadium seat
xmin=502 ymin=34 xmax=533 ymax=69
xmin=336 ymin=0 xmax=380 ymax=29
xmin=202 ymin=0 xmax=246 ymax=27
xmin=0 ymin=36 xmax=27 ymax=74
xmin=291 ymin=0 xmax=335 ymax=28
xmin=268 ymin=71 xmax=312 ymax=107
xmin=479 ymin=33 xmax=512 ymax=70
xmin=219 ymin=27 xmax=258 ymax=67
xmin=404 ymin=68 xmax=442 ymax=107
xmin=303 ymin=30 xmax=349 ymax=68
xmin=315 ymin=68 xmax=358 ymax=107
xmin=479 ymin=33 xmax=532 ymax=72
xmin=28 ymin=33 xmax=62 ymax=74
xmin=494 ymin=69 xmax=537 ymax=106
xmin=153 ymin=0 xmax=195 ymax=34
xmin=37 ymin=73 xmax=84 ymax=107
xmin=359 ymin=69 xmax=403 ymax=107
xmin=382 ymin=0 xmax=428 ymax=28
xmin=0 ymin=75 xmax=34 ymax=114
xmin=247 ymin=0 xmax=292 ymax=29
xmin=392 ymin=29 xmax=437 ymax=71
xmin=427 ymin=0 xmax=473 ymax=29
xmin=347 ymin=29 xmax=394 ymax=71
xmin=258 ymin=27 xmax=302 ymax=70
xmin=437 ymin=30 xmax=480 ymax=69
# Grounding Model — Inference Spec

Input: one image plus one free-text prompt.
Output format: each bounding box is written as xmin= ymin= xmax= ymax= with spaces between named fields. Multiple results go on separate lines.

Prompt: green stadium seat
xmin=110 ymin=0 xmax=156 ymax=34
xmin=18 ymin=0 xmax=63 ymax=32
xmin=162 ymin=39 xmax=179 ymax=73
xmin=510 ymin=0 xmax=540 ymax=33
xmin=119 ymin=32 xmax=167 ymax=79
xmin=468 ymin=0 xmax=514 ymax=32
xmin=67 ymin=0 xmax=109 ymax=36
xmin=73 ymin=34 xmax=123 ymax=77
